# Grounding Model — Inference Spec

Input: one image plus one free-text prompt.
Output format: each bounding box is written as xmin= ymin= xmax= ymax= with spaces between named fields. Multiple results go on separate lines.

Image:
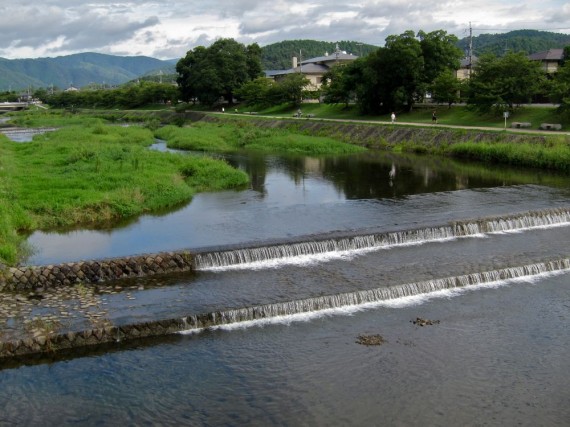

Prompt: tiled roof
xmin=301 ymin=53 xmax=359 ymax=64
xmin=528 ymin=49 xmax=564 ymax=61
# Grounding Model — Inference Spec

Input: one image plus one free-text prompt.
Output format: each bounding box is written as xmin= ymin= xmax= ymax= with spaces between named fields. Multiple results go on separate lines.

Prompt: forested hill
xmin=0 ymin=53 xmax=176 ymax=90
xmin=261 ymin=40 xmax=378 ymax=70
xmin=457 ymin=30 xmax=570 ymax=56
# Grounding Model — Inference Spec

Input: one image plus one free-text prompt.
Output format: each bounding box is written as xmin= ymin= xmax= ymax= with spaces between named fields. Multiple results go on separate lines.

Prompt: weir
xmin=194 ymin=207 xmax=570 ymax=270
xmin=182 ymin=258 xmax=570 ymax=331
xmin=2 ymin=257 xmax=569 ymax=359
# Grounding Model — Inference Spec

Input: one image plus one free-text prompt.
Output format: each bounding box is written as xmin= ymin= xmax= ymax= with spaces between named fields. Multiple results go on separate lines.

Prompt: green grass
xmin=448 ymin=141 xmax=570 ymax=171
xmin=0 ymin=123 xmax=248 ymax=265
xmin=155 ymin=122 xmax=366 ymax=155
xmin=252 ymin=103 xmax=568 ymax=130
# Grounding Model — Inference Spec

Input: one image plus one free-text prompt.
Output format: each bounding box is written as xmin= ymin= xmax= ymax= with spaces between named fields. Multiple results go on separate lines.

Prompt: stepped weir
xmin=0 ymin=206 xmax=569 ymax=359
xmin=193 ymin=207 xmax=570 ymax=270
xmin=1 ymin=257 xmax=568 ymax=358
xmin=181 ymin=258 xmax=570 ymax=331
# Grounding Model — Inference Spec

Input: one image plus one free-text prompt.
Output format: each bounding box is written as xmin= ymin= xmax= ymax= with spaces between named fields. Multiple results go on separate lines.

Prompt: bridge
xmin=0 ymin=102 xmax=47 ymax=112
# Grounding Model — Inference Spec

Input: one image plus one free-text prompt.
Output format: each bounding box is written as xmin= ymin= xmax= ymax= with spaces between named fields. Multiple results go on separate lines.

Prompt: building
xmin=266 ymin=45 xmax=358 ymax=90
xmin=455 ymin=55 xmax=478 ymax=80
xmin=528 ymin=48 xmax=564 ymax=74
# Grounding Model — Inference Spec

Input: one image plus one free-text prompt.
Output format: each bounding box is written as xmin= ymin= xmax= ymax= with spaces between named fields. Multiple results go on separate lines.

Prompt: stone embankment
xmin=200 ymin=114 xmax=550 ymax=148
xmin=0 ymin=251 xmax=193 ymax=291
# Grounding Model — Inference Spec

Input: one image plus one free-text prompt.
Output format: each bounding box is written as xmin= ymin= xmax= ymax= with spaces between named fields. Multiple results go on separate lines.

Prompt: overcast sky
xmin=1 ymin=0 xmax=569 ymax=60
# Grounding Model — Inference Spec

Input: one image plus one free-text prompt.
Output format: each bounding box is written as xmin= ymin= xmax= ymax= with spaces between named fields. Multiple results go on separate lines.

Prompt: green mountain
xmin=261 ymin=40 xmax=378 ymax=70
xmin=0 ymin=52 xmax=176 ymax=91
xmin=457 ymin=29 xmax=570 ymax=56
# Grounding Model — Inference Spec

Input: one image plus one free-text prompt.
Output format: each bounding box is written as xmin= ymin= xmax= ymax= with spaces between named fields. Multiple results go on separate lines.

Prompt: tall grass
xmin=155 ymin=122 xmax=366 ymax=155
xmin=448 ymin=141 xmax=570 ymax=171
xmin=0 ymin=124 xmax=248 ymax=265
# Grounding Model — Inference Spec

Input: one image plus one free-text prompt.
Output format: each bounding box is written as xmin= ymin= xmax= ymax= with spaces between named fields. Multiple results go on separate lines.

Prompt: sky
xmin=1 ymin=0 xmax=569 ymax=60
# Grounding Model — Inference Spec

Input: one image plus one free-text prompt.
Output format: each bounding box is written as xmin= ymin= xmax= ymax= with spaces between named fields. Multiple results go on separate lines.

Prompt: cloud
xmin=1 ymin=0 xmax=569 ymax=59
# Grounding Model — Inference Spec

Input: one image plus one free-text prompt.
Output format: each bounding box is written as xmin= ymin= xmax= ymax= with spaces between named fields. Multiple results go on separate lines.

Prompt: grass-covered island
xmin=0 ymin=111 xmax=364 ymax=266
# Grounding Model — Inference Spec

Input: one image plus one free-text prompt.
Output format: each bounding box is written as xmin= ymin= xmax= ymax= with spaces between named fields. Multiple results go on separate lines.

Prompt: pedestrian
xmin=391 ymin=112 xmax=396 ymax=123
xmin=432 ymin=110 xmax=437 ymax=124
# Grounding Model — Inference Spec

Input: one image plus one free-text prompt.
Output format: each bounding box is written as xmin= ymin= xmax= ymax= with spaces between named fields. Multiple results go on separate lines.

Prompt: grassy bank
xmin=252 ymin=103 xmax=568 ymax=130
xmin=155 ymin=122 xmax=366 ymax=155
xmin=0 ymin=123 xmax=248 ymax=265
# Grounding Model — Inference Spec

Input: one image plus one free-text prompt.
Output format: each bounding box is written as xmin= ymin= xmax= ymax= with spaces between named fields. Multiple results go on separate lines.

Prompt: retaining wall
xmin=0 ymin=251 xmax=194 ymax=291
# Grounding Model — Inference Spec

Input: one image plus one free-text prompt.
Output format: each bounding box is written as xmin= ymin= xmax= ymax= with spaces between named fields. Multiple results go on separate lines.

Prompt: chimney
xmin=292 ymin=56 xmax=298 ymax=69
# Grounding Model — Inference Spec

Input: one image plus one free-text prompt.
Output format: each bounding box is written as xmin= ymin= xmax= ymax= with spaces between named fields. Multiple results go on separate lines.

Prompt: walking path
xmin=224 ymin=112 xmax=569 ymax=136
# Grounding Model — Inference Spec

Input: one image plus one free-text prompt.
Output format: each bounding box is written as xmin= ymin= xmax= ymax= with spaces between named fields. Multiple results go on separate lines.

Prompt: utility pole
xmin=468 ymin=22 xmax=473 ymax=78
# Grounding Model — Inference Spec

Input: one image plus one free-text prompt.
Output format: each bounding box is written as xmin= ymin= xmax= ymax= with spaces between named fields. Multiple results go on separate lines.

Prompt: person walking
xmin=431 ymin=110 xmax=438 ymax=124
xmin=391 ymin=112 xmax=396 ymax=123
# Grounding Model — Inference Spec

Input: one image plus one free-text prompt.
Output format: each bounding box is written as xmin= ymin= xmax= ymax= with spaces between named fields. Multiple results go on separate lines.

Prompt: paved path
xmin=221 ymin=112 xmax=569 ymax=136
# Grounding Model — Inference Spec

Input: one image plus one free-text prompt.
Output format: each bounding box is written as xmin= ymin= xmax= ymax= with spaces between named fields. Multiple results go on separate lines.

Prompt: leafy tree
xmin=272 ymin=73 xmax=310 ymax=107
xmin=321 ymin=64 xmax=358 ymax=108
xmin=550 ymin=61 xmax=570 ymax=119
xmin=418 ymin=30 xmax=463 ymax=86
xmin=176 ymin=38 xmax=262 ymax=106
xmin=430 ymin=71 xmax=464 ymax=108
xmin=234 ymin=77 xmax=275 ymax=107
xmin=323 ymin=29 xmax=462 ymax=114
xmin=467 ymin=52 xmax=546 ymax=113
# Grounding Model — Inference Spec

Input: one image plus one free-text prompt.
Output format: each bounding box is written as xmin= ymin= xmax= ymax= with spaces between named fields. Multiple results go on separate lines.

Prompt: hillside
xmin=3 ymin=31 xmax=569 ymax=92
xmin=261 ymin=40 xmax=378 ymax=70
xmin=457 ymin=29 xmax=570 ymax=56
xmin=0 ymin=52 xmax=176 ymax=91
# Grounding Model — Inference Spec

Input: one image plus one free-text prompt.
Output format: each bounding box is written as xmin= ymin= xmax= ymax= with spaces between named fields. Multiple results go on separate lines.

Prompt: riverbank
xmin=201 ymin=114 xmax=570 ymax=171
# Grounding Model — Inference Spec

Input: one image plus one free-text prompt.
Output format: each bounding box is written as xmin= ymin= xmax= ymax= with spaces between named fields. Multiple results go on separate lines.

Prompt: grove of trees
xmin=176 ymin=38 xmax=263 ymax=106
xmin=318 ymin=30 xmax=464 ymax=114
xmin=34 ymin=81 xmax=179 ymax=109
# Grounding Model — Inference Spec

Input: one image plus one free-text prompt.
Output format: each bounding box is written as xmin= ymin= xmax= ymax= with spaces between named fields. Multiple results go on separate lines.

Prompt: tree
xmin=321 ymin=64 xmax=357 ymax=108
xmin=467 ymin=52 xmax=546 ymax=114
xmin=418 ymin=30 xmax=463 ymax=89
xmin=272 ymin=73 xmax=310 ymax=107
xmin=234 ymin=77 xmax=275 ymax=107
xmin=550 ymin=60 xmax=570 ymax=119
xmin=176 ymin=38 xmax=262 ymax=106
xmin=325 ymin=29 xmax=462 ymax=114
xmin=430 ymin=71 xmax=464 ymax=108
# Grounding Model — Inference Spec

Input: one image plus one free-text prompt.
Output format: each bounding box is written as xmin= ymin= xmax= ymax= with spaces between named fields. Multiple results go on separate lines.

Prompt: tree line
xmin=4 ymin=30 xmax=569 ymax=120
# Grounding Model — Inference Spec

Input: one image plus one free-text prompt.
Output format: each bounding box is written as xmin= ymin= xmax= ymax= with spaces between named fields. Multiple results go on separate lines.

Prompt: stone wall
xmin=0 ymin=251 xmax=194 ymax=291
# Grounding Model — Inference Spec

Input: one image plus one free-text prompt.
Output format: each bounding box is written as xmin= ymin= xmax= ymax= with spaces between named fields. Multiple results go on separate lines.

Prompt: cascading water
xmin=180 ymin=258 xmax=570 ymax=332
xmin=194 ymin=208 xmax=570 ymax=270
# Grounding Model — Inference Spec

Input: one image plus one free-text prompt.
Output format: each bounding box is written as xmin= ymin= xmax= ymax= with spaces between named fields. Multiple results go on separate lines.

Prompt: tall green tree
xmin=550 ymin=60 xmax=570 ymax=119
xmin=418 ymin=30 xmax=463 ymax=87
xmin=176 ymin=38 xmax=262 ymax=106
xmin=323 ymin=29 xmax=462 ymax=114
xmin=467 ymin=52 xmax=546 ymax=113
xmin=430 ymin=70 xmax=464 ymax=108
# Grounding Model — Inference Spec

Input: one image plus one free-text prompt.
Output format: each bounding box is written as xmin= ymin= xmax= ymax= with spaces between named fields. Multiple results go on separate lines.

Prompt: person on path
xmin=432 ymin=110 xmax=438 ymax=124
xmin=391 ymin=112 xmax=396 ymax=123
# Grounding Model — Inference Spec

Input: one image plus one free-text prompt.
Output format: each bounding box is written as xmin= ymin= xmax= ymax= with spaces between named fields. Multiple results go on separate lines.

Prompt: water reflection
xmin=25 ymin=143 xmax=570 ymax=265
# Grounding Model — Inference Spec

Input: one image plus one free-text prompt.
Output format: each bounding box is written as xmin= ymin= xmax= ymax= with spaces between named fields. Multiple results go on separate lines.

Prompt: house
xmin=266 ymin=45 xmax=358 ymax=89
xmin=528 ymin=49 xmax=564 ymax=73
xmin=455 ymin=55 xmax=478 ymax=80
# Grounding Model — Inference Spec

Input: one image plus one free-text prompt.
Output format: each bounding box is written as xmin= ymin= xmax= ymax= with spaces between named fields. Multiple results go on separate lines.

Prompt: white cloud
xmin=0 ymin=0 xmax=568 ymax=59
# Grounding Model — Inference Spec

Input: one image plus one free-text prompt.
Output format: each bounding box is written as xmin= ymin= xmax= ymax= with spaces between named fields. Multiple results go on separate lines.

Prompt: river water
xmin=1 ymin=135 xmax=570 ymax=426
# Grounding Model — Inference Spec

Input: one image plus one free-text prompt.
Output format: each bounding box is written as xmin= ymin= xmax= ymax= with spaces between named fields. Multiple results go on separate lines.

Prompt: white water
xmin=180 ymin=258 xmax=570 ymax=334
xmin=194 ymin=209 xmax=570 ymax=271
